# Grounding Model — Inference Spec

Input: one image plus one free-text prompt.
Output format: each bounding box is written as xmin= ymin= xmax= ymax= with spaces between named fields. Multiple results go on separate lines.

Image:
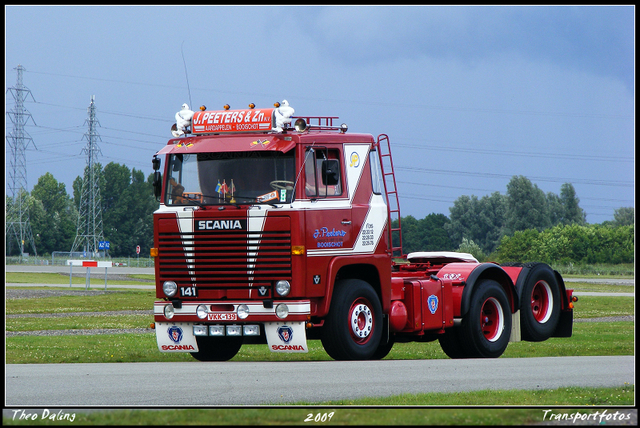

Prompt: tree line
xmin=6 ymin=168 xmax=634 ymax=264
xmin=394 ymin=175 xmax=633 ymax=264
xmin=5 ymin=162 xmax=157 ymax=258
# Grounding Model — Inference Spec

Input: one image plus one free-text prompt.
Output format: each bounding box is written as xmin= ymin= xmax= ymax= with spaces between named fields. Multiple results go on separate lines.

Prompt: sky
xmin=5 ymin=5 xmax=635 ymax=224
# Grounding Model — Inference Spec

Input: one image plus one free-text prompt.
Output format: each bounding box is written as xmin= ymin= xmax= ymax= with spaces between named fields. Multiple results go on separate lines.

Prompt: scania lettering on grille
xmin=197 ymin=219 xmax=246 ymax=231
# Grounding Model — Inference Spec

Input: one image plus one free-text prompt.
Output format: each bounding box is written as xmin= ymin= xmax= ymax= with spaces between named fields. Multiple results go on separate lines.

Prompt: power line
xmin=396 ymin=166 xmax=633 ymax=188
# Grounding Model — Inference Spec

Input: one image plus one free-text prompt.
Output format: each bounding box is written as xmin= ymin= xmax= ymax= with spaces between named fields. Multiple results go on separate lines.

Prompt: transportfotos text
xmin=542 ymin=409 xmax=633 ymax=423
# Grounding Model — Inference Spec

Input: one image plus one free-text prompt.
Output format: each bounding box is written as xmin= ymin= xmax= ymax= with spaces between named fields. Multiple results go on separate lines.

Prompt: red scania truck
xmin=150 ymin=101 xmax=576 ymax=361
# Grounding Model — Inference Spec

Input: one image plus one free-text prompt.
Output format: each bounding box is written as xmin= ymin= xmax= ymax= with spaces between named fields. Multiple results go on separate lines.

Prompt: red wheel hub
xmin=531 ymin=280 xmax=553 ymax=323
xmin=481 ymin=297 xmax=504 ymax=342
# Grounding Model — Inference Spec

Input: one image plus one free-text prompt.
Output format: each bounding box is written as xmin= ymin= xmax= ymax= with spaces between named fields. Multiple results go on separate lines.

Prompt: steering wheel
xmin=270 ymin=180 xmax=295 ymax=190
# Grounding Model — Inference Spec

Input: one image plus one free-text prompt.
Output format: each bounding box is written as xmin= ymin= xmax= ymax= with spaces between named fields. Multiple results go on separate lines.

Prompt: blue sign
xmin=98 ymin=241 xmax=110 ymax=250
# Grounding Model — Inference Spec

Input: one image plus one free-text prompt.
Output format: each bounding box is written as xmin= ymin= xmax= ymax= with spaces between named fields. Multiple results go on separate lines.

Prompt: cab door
xmin=304 ymin=147 xmax=352 ymax=251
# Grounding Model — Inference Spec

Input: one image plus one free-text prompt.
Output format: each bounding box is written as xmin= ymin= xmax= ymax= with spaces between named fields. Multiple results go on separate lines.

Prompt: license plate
xmin=208 ymin=313 xmax=237 ymax=321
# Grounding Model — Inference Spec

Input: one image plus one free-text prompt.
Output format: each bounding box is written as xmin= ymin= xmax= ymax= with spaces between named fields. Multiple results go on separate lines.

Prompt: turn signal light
xmin=291 ymin=246 xmax=305 ymax=255
xmin=150 ymin=247 xmax=158 ymax=257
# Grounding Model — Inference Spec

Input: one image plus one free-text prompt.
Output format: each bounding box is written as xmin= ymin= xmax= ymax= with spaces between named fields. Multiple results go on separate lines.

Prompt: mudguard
xmin=438 ymin=263 xmax=518 ymax=317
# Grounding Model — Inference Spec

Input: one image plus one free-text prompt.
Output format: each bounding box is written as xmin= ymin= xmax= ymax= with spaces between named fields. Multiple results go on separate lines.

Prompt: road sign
xmin=99 ymin=241 xmax=110 ymax=250
xmin=136 ymin=245 xmax=141 ymax=255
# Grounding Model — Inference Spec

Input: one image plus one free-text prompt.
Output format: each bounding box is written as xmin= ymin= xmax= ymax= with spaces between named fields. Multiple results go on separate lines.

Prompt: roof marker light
xmin=249 ymin=103 xmax=255 ymax=109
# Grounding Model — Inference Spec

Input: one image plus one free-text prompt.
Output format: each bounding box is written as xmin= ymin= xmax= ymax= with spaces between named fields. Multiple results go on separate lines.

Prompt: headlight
xmin=196 ymin=304 xmax=208 ymax=319
xmin=237 ymin=304 xmax=249 ymax=319
xmin=163 ymin=304 xmax=175 ymax=319
xmin=276 ymin=303 xmax=289 ymax=319
xmin=275 ymin=280 xmax=291 ymax=297
xmin=163 ymin=281 xmax=177 ymax=297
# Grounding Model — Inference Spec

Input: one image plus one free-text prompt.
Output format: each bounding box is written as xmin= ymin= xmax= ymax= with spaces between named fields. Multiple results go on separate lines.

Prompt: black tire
xmin=519 ymin=263 xmax=561 ymax=342
xmin=458 ymin=279 xmax=512 ymax=358
xmin=371 ymin=337 xmax=395 ymax=360
xmin=438 ymin=326 xmax=478 ymax=359
xmin=321 ymin=279 xmax=383 ymax=360
xmin=190 ymin=336 xmax=243 ymax=361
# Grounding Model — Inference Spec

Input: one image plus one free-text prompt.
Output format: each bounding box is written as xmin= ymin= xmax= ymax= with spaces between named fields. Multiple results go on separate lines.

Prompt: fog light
xmin=237 ymin=304 xmax=249 ymax=319
xmin=163 ymin=304 xmax=175 ymax=319
xmin=163 ymin=281 xmax=177 ymax=297
xmin=193 ymin=325 xmax=208 ymax=336
xmin=196 ymin=304 xmax=208 ymax=319
xmin=275 ymin=280 xmax=291 ymax=297
xmin=243 ymin=325 xmax=260 ymax=336
xmin=276 ymin=303 xmax=289 ymax=319
xmin=209 ymin=325 xmax=225 ymax=336
xmin=227 ymin=325 xmax=242 ymax=336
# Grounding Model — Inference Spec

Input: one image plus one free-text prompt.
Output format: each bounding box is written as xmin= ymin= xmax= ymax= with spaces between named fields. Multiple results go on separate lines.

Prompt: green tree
xmin=546 ymin=192 xmax=563 ymax=226
xmin=457 ymin=237 xmax=486 ymax=261
xmin=612 ymin=207 xmax=634 ymax=227
xmin=505 ymin=175 xmax=549 ymax=234
xmin=446 ymin=192 xmax=506 ymax=255
xmin=397 ymin=213 xmax=454 ymax=254
xmin=30 ymin=172 xmax=77 ymax=255
xmin=559 ymin=183 xmax=586 ymax=225
xmin=100 ymin=166 xmax=156 ymax=257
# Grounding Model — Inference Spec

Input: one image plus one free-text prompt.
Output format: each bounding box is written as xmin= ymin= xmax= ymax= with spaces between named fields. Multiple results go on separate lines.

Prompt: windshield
xmin=165 ymin=151 xmax=295 ymax=206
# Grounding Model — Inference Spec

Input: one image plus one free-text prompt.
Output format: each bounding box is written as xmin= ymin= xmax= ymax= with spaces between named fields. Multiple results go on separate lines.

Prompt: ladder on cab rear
xmin=376 ymin=134 xmax=403 ymax=258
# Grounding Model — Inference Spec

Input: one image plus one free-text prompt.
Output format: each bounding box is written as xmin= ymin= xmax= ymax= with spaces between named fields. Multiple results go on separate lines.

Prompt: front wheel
xmin=458 ymin=279 xmax=512 ymax=358
xmin=321 ymin=279 xmax=383 ymax=360
xmin=190 ymin=336 xmax=243 ymax=361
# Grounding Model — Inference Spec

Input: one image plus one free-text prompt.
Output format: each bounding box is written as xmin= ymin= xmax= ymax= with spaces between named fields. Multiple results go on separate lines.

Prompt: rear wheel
xmin=321 ymin=279 xmax=383 ymax=360
xmin=190 ymin=336 xmax=243 ymax=361
xmin=520 ymin=263 xmax=561 ymax=341
xmin=458 ymin=279 xmax=512 ymax=358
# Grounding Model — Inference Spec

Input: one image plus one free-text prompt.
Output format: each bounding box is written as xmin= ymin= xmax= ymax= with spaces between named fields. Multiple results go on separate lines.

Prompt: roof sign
xmin=191 ymin=108 xmax=275 ymax=134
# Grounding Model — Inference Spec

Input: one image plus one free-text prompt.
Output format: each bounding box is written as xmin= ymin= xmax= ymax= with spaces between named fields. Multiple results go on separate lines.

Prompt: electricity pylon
xmin=6 ymin=64 xmax=37 ymax=259
xmin=70 ymin=95 xmax=105 ymax=258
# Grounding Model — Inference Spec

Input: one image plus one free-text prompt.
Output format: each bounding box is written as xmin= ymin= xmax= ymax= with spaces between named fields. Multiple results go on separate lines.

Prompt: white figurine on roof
xmin=272 ymin=100 xmax=295 ymax=132
xmin=172 ymin=103 xmax=195 ymax=137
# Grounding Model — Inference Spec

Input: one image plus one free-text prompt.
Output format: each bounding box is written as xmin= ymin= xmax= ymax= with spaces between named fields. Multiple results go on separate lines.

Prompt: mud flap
xmin=552 ymin=310 xmax=573 ymax=338
xmin=264 ymin=321 xmax=308 ymax=352
xmin=156 ymin=322 xmax=199 ymax=352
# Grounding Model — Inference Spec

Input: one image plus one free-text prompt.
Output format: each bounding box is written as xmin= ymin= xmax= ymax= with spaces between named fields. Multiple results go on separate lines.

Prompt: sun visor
xmin=156 ymin=135 xmax=296 ymax=155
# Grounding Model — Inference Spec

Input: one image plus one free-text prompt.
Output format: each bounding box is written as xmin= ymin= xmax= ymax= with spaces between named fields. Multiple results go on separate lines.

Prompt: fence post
xmin=69 ymin=262 xmax=73 ymax=287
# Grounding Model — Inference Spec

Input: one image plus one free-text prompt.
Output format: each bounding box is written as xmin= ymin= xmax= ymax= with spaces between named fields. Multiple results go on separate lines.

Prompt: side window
xmin=304 ymin=148 xmax=318 ymax=197
xmin=369 ymin=150 xmax=383 ymax=195
xmin=304 ymin=148 xmax=343 ymax=198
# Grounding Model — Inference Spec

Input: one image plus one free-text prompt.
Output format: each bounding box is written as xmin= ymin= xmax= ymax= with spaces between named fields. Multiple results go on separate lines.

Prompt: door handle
xmin=341 ymin=220 xmax=351 ymax=225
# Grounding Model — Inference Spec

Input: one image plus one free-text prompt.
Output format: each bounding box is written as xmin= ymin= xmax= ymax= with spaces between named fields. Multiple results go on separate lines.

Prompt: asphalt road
xmin=5 ymin=265 xmax=635 ymax=409
xmin=5 ymin=356 xmax=634 ymax=406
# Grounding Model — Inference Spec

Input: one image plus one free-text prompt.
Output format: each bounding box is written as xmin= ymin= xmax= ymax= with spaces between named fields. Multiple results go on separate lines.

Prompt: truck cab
xmin=151 ymin=104 xmax=394 ymax=360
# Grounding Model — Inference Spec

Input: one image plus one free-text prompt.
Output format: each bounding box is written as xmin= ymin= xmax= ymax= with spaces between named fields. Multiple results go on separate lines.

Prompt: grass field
xmin=4 ymin=272 xmax=635 ymax=425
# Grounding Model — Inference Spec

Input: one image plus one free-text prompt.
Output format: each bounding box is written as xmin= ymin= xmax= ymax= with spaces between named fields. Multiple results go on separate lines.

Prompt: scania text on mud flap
xmin=150 ymin=101 xmax=576 ymax=361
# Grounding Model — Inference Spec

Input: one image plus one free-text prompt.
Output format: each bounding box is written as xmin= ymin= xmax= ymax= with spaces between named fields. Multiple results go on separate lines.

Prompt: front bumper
xmin=153 ymin=300 xmax=311 ymax=323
